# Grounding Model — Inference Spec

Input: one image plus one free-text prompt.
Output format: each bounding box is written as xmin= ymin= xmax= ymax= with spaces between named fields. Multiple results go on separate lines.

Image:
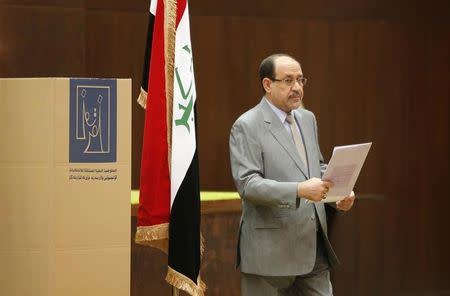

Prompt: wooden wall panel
xmin=324 ymin=22 xmax=361 ymax=296
xmin=301 ymin=21 xmax=331 ymax=120
xmin=0 ymin=5 xmax=84 ymax=77
xmin=86 ymin=0 xmax=146 ymax=11
xmin=131 ymin=201 xmax=242 ymax=296
xmin=131 ymin=217 xmax=173 ymax=296
xmin=354 ymin=200 xmax=385 ymax=296
xmin=200 ymin=210 xmax=241 ymax=296
xmin=0 ymin=0 xmax=82 ymax=7
xmin=361 ymin=23 xmax=406 ymax=294
xmin=427 ymin=26 xmax=450 ymax=293
xmin=189 ymin=0 xmax=450 ymax=21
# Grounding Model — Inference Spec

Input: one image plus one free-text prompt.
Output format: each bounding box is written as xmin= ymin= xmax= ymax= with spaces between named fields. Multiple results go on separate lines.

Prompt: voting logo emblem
xmin=69 ymin=79 xmax=117 ymax=163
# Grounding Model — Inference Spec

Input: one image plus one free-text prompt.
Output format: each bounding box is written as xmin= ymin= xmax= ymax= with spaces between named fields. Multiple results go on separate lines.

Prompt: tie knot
xmin=286 ymin=113 xmax=294 ymax=124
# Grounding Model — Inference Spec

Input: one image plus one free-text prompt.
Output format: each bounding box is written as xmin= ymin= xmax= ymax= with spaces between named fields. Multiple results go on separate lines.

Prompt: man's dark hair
xmin=259 ymin=53 xmax=298 ymax=93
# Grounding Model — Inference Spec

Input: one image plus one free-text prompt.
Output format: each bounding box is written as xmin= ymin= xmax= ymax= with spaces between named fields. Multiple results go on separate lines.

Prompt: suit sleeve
xmin=229 ymin=120 xmax=298 ymax=209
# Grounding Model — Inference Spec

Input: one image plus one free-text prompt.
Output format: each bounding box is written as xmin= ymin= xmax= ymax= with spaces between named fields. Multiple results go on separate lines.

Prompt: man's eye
xmin=284 ymin=79 xmax=293 ymax=84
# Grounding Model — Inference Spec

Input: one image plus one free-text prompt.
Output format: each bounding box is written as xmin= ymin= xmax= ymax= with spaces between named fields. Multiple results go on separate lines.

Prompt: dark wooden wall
xmin=1 ymin=0 xmax=449 ymax=295
xmin=131 ymin=201 xmax=242 ymax=296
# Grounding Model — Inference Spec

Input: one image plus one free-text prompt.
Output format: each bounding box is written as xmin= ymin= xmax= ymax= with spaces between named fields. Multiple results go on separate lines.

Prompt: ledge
xmin=131 ymin=190 xmax=241 ymax=216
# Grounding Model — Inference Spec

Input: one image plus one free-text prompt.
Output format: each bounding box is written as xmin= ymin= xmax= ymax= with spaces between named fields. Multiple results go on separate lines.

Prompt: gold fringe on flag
xmin=165 ymin=234 xmax=206 ymax=295
xmin=137 ymin=87 xmax=148 ymax=109
xmin=166 ymin=266 xmax=206 ymax=296
xmin=135 ymin=224 xmax=169 ymax=253
xmin=200 ymin=232 xmax=206 ymax=256
xmin=164 ymin=0 xmax=177 ymax=172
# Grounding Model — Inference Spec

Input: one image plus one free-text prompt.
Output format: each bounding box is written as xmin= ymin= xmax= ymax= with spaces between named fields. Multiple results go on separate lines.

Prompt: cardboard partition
xmin=0 ymin=78 xmax=131 ymax=296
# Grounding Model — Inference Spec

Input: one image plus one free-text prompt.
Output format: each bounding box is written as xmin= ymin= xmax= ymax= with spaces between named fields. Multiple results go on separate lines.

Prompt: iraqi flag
xmin=135 ymin=0 xmax=204 ymax=295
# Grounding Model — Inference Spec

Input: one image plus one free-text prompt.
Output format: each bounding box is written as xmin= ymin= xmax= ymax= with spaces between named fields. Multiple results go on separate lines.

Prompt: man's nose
xmin=291 ymin=80 xmax=302 ymax=90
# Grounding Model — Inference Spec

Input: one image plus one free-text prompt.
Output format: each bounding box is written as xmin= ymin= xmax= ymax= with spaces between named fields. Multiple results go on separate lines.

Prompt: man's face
xmin=264 ymin=56 xmax=304 ymax=113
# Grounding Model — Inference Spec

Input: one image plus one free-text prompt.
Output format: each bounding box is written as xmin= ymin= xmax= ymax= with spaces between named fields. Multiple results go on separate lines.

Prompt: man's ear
xmin=262 ymin=78 xmax=272 ymax=93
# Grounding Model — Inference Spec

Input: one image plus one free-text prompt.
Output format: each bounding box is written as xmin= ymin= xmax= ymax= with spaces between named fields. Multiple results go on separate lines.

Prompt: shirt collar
xmin=264 ymin=97 xmax=290 ymax=124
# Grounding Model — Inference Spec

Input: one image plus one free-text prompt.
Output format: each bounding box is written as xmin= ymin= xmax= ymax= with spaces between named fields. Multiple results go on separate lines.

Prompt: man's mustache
xmin=290 ymin=90 xmax=303 ymax=98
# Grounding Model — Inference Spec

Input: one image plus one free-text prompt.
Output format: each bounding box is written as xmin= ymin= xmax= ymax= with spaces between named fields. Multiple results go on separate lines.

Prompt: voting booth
xmin=0 ymin=78 xmax=131 ymax=295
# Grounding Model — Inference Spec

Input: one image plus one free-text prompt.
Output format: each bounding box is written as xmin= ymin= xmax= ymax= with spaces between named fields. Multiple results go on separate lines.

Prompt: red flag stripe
xmin=137 ymin=0 xmax=170 ymax=227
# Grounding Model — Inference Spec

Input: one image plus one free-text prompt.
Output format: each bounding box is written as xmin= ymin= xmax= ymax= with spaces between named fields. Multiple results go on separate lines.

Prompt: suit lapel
xmin=259 ymin=100 xmax=309 ymax=179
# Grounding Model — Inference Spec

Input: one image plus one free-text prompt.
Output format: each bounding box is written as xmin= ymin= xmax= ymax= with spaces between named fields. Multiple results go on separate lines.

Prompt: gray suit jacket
xmin=229 ymin=98 xmax=339 ymax=276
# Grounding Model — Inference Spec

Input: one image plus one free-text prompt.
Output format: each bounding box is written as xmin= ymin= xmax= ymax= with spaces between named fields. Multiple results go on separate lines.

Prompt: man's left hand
xmin=336 ymin=191 xmax=355 ymax=211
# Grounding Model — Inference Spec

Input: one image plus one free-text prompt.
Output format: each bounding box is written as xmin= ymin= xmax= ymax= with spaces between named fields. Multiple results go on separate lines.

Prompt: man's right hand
xmin=297 ymin=177 xmax=333 ymax=202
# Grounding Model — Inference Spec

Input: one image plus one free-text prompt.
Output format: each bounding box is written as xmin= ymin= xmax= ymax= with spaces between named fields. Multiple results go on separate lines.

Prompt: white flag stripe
xmin=170 ymin=5 xmax=196 ymax=207
xmin=149 ymin=0 xmax=156 ymax=15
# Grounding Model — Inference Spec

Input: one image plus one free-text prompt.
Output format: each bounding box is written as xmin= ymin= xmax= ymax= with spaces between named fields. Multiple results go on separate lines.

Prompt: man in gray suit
xmin=229 ymin=53 xmax=355 ymax=296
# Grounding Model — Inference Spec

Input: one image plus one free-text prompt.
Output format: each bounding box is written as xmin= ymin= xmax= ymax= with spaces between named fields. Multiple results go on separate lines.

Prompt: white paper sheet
xmin=320 ymin=142 xmax=372 ymax=203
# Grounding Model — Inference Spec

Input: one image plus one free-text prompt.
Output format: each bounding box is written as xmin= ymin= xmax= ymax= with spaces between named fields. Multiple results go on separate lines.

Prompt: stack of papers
xmin=320 ymin=142 xmax=372 ymax=203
